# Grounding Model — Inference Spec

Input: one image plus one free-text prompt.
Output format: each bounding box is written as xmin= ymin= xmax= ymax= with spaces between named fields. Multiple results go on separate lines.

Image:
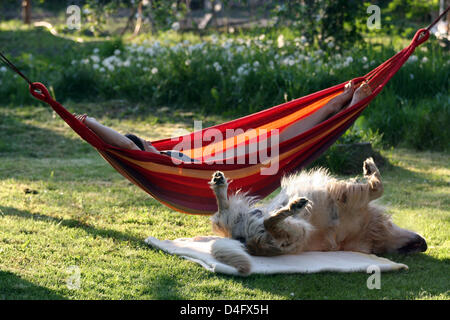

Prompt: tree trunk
xmin=22 ymin=0 xmax=31 ymax=25
xmin=132 ymin=1 xmax=144 ymax=37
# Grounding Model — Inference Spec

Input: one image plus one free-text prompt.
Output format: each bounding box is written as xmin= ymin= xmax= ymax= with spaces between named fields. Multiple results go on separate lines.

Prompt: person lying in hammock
xmin=74 ymin=81 xmax=371 ymax=162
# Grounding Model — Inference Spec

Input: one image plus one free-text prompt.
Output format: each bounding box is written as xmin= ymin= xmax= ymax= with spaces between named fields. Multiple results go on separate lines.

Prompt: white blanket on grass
xmin=145 ymin=236 xmax=408 ymax=276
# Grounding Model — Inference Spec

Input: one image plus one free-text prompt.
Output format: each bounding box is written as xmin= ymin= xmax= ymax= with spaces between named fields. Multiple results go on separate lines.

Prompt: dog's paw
xmin=209 ymin=171 xmax=227 ymax=186
xmin=288 ymin=197 xmax=309 ymax=212
xmin=363 ymin=157 xmax=379 ymax=176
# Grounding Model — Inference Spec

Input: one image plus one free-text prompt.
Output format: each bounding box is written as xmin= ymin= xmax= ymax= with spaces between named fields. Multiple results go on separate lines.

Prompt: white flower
xmin=93 ymin=63 xmax=99 ymax=70
xmin=410 ymin=73 xmax=414 ymax=80
xmin=171 ymin=22 xmax=180 ymax=31
xmin=327 ymin=41 xmax=335 ymax=48
xmin=151 ymin=67 xmax=158 ymax=74
xmin=315 ymin=49 xmax=324 ymax=56
xmin=185 ymin=59 xmax=191 ymax=66
xmin=114 ymin=49 xmax=121 ymax=55
xmin=90 ymin=55 xmax=100 ymax=63
xmin=93 ymin=48 xmax=100 ymax=54
xmin=361 ymin=56 xmax=368 ymax=63
xmin=213 ymin=62 xmax=222 ymax=72
xmin=99 ymin=67 xmax=105 ymax=73
xmin=1 ymin=66 xmax=8 ymax=72
xmin=277 ymin=34 xmax=285 ymax=48
xmin=421 ymin=57 xmax=429 ymax=63
xmin=237 ymin=63 xmax=250 ymax=76
xmin=408 ymin=55 xmax=418 ymax=63
xmin=123 ymin=60 xmax=131 ymax=67
xmin=253 ymin=61 xmax=260 ymax=68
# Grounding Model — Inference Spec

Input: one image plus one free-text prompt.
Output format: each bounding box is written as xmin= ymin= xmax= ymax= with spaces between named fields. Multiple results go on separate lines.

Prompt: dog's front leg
xmin=264 ymin=197 xmax=309 ymax=240
xmin=209 ymin=171 xmax=230 ymax=211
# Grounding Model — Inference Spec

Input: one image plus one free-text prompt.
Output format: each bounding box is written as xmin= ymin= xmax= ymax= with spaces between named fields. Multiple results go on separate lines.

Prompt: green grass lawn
xmin=0 ymin=103 xmax=448 ymax=300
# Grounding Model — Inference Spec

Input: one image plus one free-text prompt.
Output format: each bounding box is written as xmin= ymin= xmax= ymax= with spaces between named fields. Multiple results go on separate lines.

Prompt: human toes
xmin=358 ymin=82 xmax=372 ymax=97
xmin=344 ymin=80 xmax=355 ymax=93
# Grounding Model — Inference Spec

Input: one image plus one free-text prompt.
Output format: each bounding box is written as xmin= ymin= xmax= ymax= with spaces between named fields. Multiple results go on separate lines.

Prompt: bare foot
xmin=349 ymin=82 xmax=372 ymax=107
xmin=73 ymin=113 xmax=87 ymax=123
xmin=328 ymin=81 xmax=355 ymax=113
xmin=342 ymin=80 xmax=356 ymax=101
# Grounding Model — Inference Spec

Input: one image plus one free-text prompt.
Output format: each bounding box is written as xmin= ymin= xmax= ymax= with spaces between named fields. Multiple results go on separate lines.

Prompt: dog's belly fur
xmin=263 ymin=169 xmax=372 ymax=253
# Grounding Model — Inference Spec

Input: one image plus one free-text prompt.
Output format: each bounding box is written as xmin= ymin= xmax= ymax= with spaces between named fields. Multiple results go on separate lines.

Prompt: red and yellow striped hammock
xmin=29 ymin=28 xmax=431 ymax=215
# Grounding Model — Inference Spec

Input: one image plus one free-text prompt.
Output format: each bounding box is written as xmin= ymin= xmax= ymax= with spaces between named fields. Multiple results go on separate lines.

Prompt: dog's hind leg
xmin=263 ymin=197 xmax=310 ymax=241
xmin=209 ymin=171 xmax=230 ymax=211
xmin=328 ymin=158 xmax=384 ymax=209
xmin=363 ymin=157 xmax=383 ymax=201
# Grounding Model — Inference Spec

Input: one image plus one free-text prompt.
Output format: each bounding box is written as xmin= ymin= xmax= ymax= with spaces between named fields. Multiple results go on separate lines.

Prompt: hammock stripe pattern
xmin=29 ymin=28 xmax=430 ymax=215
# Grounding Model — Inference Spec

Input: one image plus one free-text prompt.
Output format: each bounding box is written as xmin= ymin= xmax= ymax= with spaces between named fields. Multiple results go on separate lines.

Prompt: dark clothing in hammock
xmin=161 ymin=150 xmax=198 ymax=163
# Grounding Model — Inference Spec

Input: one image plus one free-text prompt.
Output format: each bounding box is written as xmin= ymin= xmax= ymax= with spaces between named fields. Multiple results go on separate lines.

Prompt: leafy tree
xmin=82 ymin=0 xmax=188 ymax=35
xmin=272 ymin=0 xmax=366 ymax=49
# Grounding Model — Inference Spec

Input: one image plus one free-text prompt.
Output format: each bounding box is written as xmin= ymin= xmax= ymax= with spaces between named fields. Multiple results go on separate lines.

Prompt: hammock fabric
xmin=28 ymin=28 xmax=431 ymax=215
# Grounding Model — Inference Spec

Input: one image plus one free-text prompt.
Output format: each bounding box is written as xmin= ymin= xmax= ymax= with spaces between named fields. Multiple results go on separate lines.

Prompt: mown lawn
xmin=0 ymin=103 xmax=448 ymax=300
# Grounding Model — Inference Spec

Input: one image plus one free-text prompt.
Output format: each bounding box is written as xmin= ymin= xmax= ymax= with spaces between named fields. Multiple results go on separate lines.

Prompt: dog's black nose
xmin=398 ymin=235 xmax=427 ymax=254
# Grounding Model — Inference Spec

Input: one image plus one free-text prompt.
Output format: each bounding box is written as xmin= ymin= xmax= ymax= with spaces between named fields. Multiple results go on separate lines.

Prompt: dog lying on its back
xmin=209 ymin=158 xmax=427 ymax=274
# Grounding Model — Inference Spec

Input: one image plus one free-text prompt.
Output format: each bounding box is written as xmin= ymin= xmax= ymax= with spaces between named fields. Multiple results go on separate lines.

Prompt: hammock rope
xmin=1 ymin=12 xmax=447 ymax=214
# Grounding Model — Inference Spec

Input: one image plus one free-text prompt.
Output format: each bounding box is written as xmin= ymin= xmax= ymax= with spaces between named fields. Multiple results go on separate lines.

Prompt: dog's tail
xmin=211 ymin=238 xmax=252 ymax=275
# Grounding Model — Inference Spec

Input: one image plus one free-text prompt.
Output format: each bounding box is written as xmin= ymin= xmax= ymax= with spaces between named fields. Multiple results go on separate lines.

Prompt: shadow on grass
xmin=0 ymin=271 xmax=65 ymax=300
xmin=0 ymin=206 xmax=147 ymax=250
xmin=0 ymin=109 xmax=93 ymax=159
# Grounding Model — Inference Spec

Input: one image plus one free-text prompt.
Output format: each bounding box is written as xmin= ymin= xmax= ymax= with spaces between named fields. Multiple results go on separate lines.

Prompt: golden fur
xmin=209 ymin=158 xmax=427 ymax=274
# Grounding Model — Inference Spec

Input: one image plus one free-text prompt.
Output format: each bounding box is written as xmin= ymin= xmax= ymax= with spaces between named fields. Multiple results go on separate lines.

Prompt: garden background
xmin=0 ymin=0 xmax=448 ymax=300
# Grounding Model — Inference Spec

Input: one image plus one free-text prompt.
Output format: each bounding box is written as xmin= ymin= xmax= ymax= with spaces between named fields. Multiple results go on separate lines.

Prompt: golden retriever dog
xmin=209 ymin=158 xmax=427 ymax=274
